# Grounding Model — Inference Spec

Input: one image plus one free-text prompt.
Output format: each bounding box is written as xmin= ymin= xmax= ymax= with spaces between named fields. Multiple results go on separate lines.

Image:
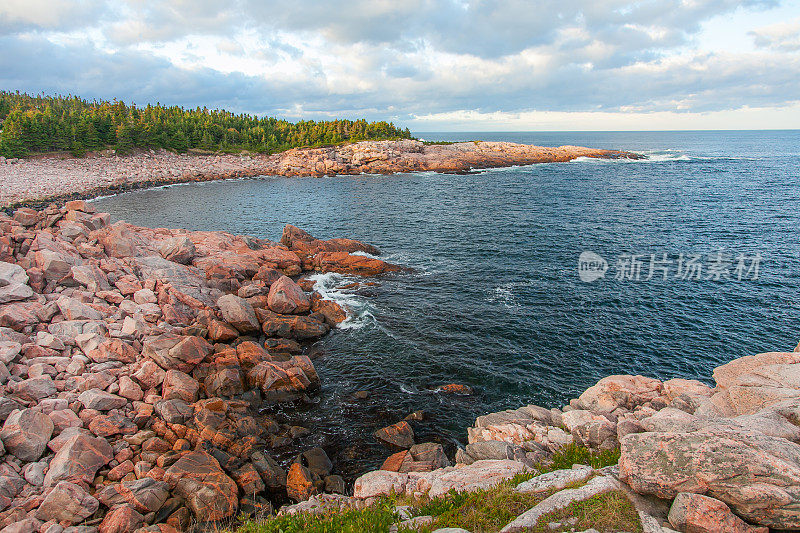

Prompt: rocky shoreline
xmin=346 ymin=351 xmax=800 ymax=532
xmin=0 ymin=140 xmax=642 ymax=208
xmin=2 ymin=199 xmax=792 ymax=533
xmin=0 ymin=202 xmax=405 ymax=532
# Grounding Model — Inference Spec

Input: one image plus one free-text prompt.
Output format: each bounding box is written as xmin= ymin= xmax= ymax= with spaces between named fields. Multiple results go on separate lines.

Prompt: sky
xmin=1 ymin=0 xmax=799 ymax=131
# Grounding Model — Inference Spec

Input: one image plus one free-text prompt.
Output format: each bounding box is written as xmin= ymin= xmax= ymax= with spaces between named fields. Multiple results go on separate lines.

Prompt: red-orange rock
xmin=208 ymin=319 xmax=238 ymax=342
xmin=381 ymin=450 xmax=408 ymax=472
xmin=375 ymin=421 xmax=415 ymax=449
xmin=437 ymin=383 xmax=475 ymax=395
xmin=668 ymin=493 xmax=768 ymax=533
xmin=164 ymin=451 xmax=238 ymax=521
xmin=260 ymin=311 xmax=329 ymax=340
xmin=267 ymin=276 xmax=310 ymax=314
xmin=310 ymin=293 xmax=348 ymax=325
xmin=315 ymin=251 xmax=399 ymax=276
xmin=286 ymin=462 xmax=317 ymax=502
xmin=99 ymin=504 xmax=145 ymax=533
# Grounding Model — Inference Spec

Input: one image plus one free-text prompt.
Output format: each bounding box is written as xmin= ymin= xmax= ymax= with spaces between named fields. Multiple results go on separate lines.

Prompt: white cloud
xmin=750 ymin=18 xmax=800 ymax=51
xmin=0 ymin=0 xmax=798 ymax=130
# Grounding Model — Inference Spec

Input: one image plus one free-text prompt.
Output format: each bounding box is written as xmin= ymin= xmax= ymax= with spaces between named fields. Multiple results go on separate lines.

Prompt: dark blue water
xmin=92 ymin=130 xmax=800 ymax=477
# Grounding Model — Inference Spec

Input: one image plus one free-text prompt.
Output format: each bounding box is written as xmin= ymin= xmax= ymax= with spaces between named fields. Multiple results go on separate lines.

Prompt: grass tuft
xmin=523 ymin=490 xmax=644 ymax=533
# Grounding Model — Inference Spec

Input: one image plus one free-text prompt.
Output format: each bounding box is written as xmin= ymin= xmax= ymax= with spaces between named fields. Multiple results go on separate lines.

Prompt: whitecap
xmin=306 ymin=272 xmax=378 ymax=330
xmin=487 ymin=283 xmax=519 ymax=309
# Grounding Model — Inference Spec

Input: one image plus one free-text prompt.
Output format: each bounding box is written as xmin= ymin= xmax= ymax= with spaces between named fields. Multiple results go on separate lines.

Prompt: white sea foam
xmin=350 ymin=250 xmax=379 ymax=258
xmin=399 ymin=383 xmax=420 ymax=395
xmin=487 ymin=283 xmax=519 ymax=309
xmin=307 ymin=272 xmax=377 ymax=330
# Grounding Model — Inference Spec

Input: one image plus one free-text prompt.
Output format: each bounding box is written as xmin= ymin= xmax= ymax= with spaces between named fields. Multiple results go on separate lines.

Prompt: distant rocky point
xmin=0 ymin=140 xmax=643 ymax=208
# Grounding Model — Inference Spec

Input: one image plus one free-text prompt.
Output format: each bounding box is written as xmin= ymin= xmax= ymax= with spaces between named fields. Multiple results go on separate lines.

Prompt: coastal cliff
xmin=0 ymin=140 xmax=642 ymax=208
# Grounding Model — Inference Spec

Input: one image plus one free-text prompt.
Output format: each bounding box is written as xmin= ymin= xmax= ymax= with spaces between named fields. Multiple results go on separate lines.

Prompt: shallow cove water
xmin=93 ymin=130 xmax=800 ymax=479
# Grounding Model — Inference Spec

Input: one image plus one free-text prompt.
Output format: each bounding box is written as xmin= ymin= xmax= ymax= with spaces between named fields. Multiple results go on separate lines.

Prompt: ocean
xmin=92 ymin=130 xmax=800 ymax=478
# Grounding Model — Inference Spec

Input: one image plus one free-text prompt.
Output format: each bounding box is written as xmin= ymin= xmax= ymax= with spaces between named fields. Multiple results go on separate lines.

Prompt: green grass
xmin=523 ymin=490 xmax=643 ymax=533
xmin=234 ymin=497 xmax=398 ymax=533
xmin=540 ymin=443 xmax=621 ymax=472
xmin=410 ymin=481 xmax=546 ymax=533
xmin=232 ymin=444 xmax=626 ymax=533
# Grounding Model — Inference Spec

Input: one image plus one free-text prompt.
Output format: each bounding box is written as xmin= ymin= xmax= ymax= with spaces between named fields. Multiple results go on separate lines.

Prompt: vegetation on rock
xmin=0 ymin=91 xmax=412 ymax=158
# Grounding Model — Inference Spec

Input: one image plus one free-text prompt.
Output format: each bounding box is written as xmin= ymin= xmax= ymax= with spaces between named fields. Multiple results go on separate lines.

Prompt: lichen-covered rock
xmin=96 ymin=477 xmax=170 ymax=514
xmin=267 ymin=276 xmax=310 ymax=315
xmin=99 ymin=504 xmax=146 ymax=533
xmin=217 ymin=294 xmax=260 ymax=334
xmin=668 ymin=492 xmax=768 ymax=533
xmin=619 ymin=427 xmax=800 ymax=529
xmin=375 ymin=421 xmax=415 ymax=449
xmin=354 ymin=459 xmax=529 ymax=499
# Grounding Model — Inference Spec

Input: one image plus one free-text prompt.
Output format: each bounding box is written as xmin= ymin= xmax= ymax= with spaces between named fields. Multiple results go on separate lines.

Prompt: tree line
xmin=0 ymin=91 xmax=413 ymax=158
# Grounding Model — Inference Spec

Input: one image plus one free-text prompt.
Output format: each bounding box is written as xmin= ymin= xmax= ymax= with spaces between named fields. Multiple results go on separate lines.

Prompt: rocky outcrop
xmin=0 ymin=203 xmax=393 ymax=531
xmin=350 ymin=344 xmax=800 ymax=532
xmin=0 ymin=141 xmax=642 ymax=208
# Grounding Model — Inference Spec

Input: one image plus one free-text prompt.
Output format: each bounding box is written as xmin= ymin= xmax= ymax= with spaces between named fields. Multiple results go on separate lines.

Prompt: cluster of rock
xmin=0 ymin=202 xmax=399 ymax=532
xmin=351 ymin=350 xmax=800 ymax=532
xmin=0 ymin=141 xmax=642 ymax=207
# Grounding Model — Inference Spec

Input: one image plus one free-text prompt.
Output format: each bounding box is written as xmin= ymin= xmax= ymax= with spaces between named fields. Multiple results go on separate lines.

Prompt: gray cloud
xmin=0 ymin=0 xmax=797 ymax=124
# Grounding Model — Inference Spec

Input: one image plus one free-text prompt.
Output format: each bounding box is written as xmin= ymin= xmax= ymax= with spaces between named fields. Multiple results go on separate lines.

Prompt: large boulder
xmin=577 ymin=374 xmax=663 ymax=413
xmin=708 ymin=352 xmax=800 ymax=416
xmin=57 ymin=296 xmax=104 ymax=321
xmin=159 ymin=236 xmax=196 ymax=264
xmin=217 ymin=294 xmax=260 ymax=334
xmin=99 ymin=504 xmax=146 ymax=533
xmin=0 ymin=262 xmax=33 ymax=304
xmin=78 ymin=389 xmax=128 ymax=411
xmin=143 ymin=334 xmax=213 ymax=372
xmin=619 ymin=427 xmax=800 ymax=529
xmin=162 ymin=369 xmax=200 ymax=403
xmin=668 ymin=492 xmax=767 ymax=533
xmin=164 ymin=451 xmax=238 ymax=521
xmin=374 ymin=421 xmax=415 ymax=449
xmin=0 ymin=409 xmax=53 ymax=461
xmin=45 ymin=432 xmax=114 ymax=486
xmin=96 ymin=477 xmax=170 ymax=514
xmin=35 ymin=481 xmax=99 ymax=525
xmin=267 ymin=276 xmax=310 ymax=315
xmin=260 ymin=311 xmax=329 ymax=340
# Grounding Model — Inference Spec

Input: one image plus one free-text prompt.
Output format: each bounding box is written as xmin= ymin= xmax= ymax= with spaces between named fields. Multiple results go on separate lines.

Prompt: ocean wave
xmin=350 ymin=250 xmax=379 ymax=258
xmin=306 ymin=272 xmax=377 ymax=330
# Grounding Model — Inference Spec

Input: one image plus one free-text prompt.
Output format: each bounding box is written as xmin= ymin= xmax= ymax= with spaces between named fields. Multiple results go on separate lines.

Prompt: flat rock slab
xmin=354 ymin=459 xmax=529 ymax=499
xmin=515 ymin=465 xmax=594 ymax=495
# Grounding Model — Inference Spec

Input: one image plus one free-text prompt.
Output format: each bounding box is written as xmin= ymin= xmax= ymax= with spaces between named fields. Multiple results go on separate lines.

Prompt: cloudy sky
xmin=2 ymin=0 xmax=799 ymax=130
